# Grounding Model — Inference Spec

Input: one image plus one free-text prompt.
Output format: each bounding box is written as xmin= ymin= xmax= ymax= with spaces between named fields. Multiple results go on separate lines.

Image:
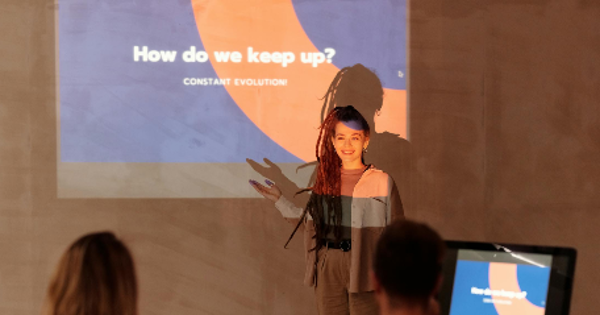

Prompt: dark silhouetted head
xmin=373 ymin=219 xmax=445 ymax=312
xmin=44 ymin=232 xmax=138 ymax=315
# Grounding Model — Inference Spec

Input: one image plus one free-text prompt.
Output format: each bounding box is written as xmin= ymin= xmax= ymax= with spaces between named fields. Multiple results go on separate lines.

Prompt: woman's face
xmin=332 ymin=121 xmax=369 ymax=168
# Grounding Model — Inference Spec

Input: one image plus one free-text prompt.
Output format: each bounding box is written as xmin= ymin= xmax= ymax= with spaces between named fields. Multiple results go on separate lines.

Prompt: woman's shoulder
xmin=363 ymin=165 xmax=391 ymax=182
xmin=357 ymin=166 xmax=394 ymax=196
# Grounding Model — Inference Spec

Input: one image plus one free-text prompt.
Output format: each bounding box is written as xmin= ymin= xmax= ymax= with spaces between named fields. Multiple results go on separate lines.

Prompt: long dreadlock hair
xmin=284 ymin=105 xmax=370 ymax=252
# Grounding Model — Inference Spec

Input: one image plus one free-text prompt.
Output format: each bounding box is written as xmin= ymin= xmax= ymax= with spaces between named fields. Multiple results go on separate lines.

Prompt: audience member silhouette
xmin=42 ymin=231 xmax=138 ymax=315
xmin=372 ymin=219 xmax=445 ymax=315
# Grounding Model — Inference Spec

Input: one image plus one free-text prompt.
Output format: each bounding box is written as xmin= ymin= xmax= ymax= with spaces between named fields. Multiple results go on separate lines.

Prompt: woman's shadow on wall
xmin=247 ymin=64 xmax=411 ymax=211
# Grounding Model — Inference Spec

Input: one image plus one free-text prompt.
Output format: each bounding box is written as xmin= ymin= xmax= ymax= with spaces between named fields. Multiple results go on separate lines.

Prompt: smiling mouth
xmin=341 ymin=150 xmax=355 ymax=155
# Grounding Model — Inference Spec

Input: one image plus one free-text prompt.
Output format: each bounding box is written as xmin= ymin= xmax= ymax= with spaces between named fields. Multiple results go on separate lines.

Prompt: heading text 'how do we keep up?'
xmin=133 ymin=46 xmax=336 ymax=68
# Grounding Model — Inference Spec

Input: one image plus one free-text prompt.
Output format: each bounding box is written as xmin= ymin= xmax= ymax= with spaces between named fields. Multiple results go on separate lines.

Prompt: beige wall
xmin=409 ymin=0 xmax=600 ymax=314
xmin=1 ymin=0 xmax=598 ymax=314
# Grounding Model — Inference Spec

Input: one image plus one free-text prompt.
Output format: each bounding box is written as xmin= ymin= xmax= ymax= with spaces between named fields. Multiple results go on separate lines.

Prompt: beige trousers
xmin=314 ymin=247 xmax=379 ymax=315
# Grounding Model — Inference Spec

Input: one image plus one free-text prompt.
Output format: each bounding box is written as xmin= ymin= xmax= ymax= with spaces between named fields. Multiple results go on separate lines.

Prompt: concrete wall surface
xmin=0 ymin=0 xmax=598 ymax=314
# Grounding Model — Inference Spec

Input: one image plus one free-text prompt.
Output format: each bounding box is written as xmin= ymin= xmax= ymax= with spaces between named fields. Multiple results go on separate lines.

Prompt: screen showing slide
xmin=56 ymin=0 xmax=408 ymax=198
xmin=449 ymin=249 xmax=552 ymax=315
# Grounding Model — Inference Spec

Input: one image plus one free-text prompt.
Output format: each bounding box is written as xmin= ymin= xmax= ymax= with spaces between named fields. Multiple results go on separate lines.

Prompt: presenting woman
xmin=250 ymin=105 xmax=403 ymax=315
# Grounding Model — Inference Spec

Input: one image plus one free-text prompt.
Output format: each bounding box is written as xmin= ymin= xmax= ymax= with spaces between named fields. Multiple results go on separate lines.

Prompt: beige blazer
xmin=275 ymin=166 xmax=404 ymax=292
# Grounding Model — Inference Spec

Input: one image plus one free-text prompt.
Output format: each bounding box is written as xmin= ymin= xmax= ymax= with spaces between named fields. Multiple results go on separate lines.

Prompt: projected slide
xmin=57 ymin=0 xmax=407 ymax=197
xmin=449 ymin=251 xmax=552 ymax=315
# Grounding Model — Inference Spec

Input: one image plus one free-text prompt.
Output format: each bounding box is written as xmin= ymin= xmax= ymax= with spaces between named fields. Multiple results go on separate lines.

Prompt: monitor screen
xmin=440 ymin=241 xmax=576 ymax=315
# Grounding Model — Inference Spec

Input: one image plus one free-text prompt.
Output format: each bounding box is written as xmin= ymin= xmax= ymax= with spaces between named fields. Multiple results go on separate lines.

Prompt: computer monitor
xmin=439 ymin=241 xmax=576 ymax=315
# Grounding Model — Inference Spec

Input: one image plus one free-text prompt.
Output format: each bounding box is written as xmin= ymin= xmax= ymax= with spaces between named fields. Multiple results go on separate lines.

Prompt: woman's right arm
xmin=249 ymin=179 xmax=307 ymax=223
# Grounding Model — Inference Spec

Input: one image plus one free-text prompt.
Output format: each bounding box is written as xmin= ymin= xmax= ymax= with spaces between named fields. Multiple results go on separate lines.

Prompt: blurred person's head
xmin=372 ymin=220 xmax=445 ymax=315
xmin=43 ymin=232 xmax=138 ymax=315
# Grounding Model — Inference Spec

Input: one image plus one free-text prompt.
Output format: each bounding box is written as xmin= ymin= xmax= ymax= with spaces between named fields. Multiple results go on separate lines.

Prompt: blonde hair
xmin=43 ymin=232 xmax=138 ymax=315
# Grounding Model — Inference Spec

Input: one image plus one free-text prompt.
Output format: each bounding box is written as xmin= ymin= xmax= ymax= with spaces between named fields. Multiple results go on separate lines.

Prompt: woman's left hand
xmin=249 ymin=179 xmax=282 ymax=203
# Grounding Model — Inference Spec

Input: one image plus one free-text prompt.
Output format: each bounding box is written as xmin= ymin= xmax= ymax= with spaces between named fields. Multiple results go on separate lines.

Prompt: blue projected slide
xmin=57 ymin=0 xmax=407 ymax=197
xmin=59 ymin=0 xmax=406 ymax=163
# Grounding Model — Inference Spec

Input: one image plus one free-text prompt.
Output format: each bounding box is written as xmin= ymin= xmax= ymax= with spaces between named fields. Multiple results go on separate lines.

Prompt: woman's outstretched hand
xmin=249 ymin=179 xmax=282 ymax=203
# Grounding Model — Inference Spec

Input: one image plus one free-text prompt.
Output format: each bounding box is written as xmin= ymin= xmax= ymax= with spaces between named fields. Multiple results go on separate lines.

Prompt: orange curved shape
xmin=191 ymin=0 xmax=407 ymax=162
xmin=488 ymin=263 xmax=545 ymax=315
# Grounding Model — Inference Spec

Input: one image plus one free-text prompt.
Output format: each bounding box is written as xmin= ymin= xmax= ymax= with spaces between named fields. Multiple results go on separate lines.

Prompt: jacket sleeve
xmin=274 ymin=195 xmax=313 ymax=225
xmin=387 ymin=176 xmax=404 ymax=223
